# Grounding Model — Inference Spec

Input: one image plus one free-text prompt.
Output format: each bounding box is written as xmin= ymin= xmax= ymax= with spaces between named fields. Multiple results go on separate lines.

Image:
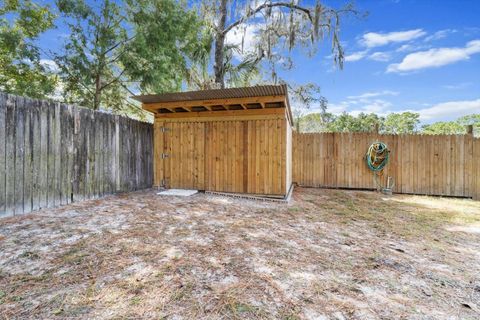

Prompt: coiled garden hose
xmin=366 ymin=142 xmax=394 ymax=193
xmin=366 ymin=142 xmax=390 ymax=172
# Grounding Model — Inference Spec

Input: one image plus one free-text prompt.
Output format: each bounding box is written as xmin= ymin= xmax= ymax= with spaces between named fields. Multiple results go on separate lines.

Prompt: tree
xmin=421 ymin=121 xmax=464 ymax=135
xmin=289 ymin=82 xmax=327 ymax=131
xmin=383 ymin=112 xmax=419 ymax=134
xmin=200 ymin=0 xmax=356 ymax=88
xmin=54 ymin=0 xmax=204 ymax=116
xmin=298 ymin=112 xmax=328 ymax=132
xmin=55 ymin=0 xmax=131 ymax=112
xmin=122 ymin=0 xmax=209 ymax=94
xmin=422 ymin=114 xmax=479 ymax=136
xmin=0 ymin=0 xmax=56 ymax=98
xmin=326 ymin=112 xmax=384 ymax=133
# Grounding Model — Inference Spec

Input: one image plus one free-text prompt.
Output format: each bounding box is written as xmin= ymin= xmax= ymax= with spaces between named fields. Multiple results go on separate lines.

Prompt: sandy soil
xmin=0 ymin=188 xmax=479 ymax=319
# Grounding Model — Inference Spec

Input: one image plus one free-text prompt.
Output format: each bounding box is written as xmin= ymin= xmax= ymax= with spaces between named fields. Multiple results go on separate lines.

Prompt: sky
xmin=36 ymin=0 xmax=480 ymax=124
xmin=275 ymin=0 xmax=480 ymax=123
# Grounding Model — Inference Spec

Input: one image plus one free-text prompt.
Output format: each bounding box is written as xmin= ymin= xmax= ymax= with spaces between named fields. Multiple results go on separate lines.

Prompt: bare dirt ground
xmin=1 ymin=188 xmax=480 ymax=320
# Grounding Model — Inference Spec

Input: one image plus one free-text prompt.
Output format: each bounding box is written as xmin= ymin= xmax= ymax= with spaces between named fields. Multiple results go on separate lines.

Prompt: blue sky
xmin=276 ymin=0 xmax=480 ymax=123
xmin=36 ymin=0 xmax=480 ymax=124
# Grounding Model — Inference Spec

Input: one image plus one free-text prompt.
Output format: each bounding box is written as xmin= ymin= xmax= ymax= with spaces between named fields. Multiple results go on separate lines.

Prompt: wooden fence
xmin=293 ymin=132 xmax=480 ymax=200
xmin=0 ymin=93 xmax=153 ymax=217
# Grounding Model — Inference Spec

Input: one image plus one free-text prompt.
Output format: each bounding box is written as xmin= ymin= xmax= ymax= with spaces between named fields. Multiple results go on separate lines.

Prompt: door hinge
xmin=160 ymin=127 xmax=170 ymax=132
xmin=161 ymin=153 xmax=169 ymax=159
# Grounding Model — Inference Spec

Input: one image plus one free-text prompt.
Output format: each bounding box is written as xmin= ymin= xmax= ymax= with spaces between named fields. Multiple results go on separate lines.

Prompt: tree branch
xmin=103 ymin=34 xmax=136 ymax=57
xmin=99 ymin=68 xmax=127 ymax=91
xmin=223 ymin=2 xmax=314 ymax=35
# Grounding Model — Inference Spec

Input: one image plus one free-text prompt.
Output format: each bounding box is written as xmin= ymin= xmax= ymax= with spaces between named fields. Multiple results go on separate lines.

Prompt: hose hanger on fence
xmin=365 ymin=142 xmax=394 ymax=194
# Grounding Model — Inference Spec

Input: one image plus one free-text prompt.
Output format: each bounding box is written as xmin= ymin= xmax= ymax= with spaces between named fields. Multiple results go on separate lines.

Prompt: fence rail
xmin=293 ymin=132 xmax=480 ymax=200
xmin=0 ymin=93 xmax=153 ymax=217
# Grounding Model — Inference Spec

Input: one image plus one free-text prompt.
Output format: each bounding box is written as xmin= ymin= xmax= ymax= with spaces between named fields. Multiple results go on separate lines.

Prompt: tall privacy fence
xmin=0 ymin=93 xmax=153 ymax=217
xmin=293 ymin=132 xmax=480 ymax=200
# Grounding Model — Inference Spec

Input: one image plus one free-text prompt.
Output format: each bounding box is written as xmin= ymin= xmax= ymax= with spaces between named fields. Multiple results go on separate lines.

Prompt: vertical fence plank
xmin=23 ymin=98 xmax=33 ymax=214
xmin=473 ymin=138 xmax=480 ymax=200
xmin=14 ymin=97 xmax=25 ymax=214
xmin=0 ymin=94 xmax=6 ymax=216
xmin=31 ymin=99 xmax=40 ymax=211
xmin=0 ymin=94 xmax=154 ymax=216
xmin=5 ymin=94 xmax=16 ymax=216
xmin=292 ymin=131 xmax=479 ymax=199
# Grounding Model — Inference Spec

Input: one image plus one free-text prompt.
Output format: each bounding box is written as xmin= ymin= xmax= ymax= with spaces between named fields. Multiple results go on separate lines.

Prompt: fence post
xmin=472 ymin=127 xmax=480 ymax=201
xmin=466 ymin=125 xmax=473 ymax=135
xmin=115 ymin=115 xmax=121 ymax=192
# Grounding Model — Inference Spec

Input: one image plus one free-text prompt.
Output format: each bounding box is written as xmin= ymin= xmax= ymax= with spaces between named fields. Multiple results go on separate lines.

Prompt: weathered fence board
xmin=293 ymin=132 xmax=480 ymax=200
xmin=0 ymin=93 xmax=153 ymax=217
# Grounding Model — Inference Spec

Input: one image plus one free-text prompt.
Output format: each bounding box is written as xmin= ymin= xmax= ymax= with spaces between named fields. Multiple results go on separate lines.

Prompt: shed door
xmin=162 ymin=122 xmax=205 ymax=190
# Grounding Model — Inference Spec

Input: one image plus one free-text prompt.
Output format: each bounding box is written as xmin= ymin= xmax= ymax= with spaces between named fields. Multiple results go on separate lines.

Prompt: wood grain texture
xmin=293 ymin=132 xmax=480 ymax=199
xmin=154 ymin=117 xmax=291 ymax=197
xmin=0 ymin=93 xmax=153 ymax=215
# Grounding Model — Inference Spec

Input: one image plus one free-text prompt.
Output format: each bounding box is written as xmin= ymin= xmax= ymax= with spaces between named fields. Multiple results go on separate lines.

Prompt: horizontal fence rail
xmin=293 ymin=132 xmax=480 ymax=200
xmin=0 ymin=93 xmax=153 ymax=217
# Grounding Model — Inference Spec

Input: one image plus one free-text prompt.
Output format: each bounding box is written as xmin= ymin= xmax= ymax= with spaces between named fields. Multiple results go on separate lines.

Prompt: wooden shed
xmin=133 ymin=85 xmax=293 ymax=198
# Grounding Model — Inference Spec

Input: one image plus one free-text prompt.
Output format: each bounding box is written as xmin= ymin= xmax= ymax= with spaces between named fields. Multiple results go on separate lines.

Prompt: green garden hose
xmin=366 ymin=142 xmax=394 ymax=193
xmin=366 ymin=142 xmax=390 ymax=172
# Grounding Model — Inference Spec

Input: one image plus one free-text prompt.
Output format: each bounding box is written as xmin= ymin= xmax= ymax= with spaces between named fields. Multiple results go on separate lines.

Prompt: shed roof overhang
xmin=132 ymin=85 xmax=293 ymax=125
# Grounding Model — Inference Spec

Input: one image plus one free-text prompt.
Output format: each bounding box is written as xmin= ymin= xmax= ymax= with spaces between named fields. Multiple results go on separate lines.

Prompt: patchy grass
xmin=0 ymin=188 xmax=479 ymax=319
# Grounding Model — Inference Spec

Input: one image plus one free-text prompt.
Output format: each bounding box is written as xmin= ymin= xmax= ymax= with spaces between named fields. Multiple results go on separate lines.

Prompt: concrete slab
xmin=156 ymin=189 xmax=198 ymax=197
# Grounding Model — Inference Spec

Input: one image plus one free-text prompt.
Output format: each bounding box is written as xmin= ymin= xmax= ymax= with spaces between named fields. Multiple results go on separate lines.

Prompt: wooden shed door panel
xmin=161 ymin=119 xmax=286 ymax=196
xmin=204 ymin=121 xmax=247 ymax=193
xmin=163 ymin=122 xmax=205 ymax=190
xmin=204 ymin=120 xmax=285 ymax=195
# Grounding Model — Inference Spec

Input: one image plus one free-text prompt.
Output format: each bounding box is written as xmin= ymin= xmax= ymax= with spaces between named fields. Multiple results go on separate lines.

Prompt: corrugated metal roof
xmin=132 ymin=84 xmax=288 ymax=104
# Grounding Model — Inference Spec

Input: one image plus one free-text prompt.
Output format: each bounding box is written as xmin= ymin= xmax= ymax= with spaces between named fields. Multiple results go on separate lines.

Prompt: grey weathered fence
xmin=0 ymin=93 xmax=153 ymax=217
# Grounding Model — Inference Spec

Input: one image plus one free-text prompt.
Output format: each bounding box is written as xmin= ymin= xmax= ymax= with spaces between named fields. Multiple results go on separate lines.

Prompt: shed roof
xmin=133 ymin=84 xmax=293 ymax=125
xmin=132 ymin=84 xmax=288 ymax=104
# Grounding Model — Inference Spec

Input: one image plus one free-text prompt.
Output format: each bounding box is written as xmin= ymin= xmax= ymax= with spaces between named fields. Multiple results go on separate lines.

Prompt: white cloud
xmin=424 ymin=29 xmax=457 ymax=42
xmin=327 ymin=102 xmax=349 ymax=114
xmin=329 ymin=91 xmax=398 ymax=117
xmin=40 ymin=59 xmax=60 ymax=73
xmin=345 ymin=51 xmax=391 ymax=62
xmin=344 ymin=51 xmax=368 ymax=62
xmin=396 ymin=44 xmax=414 ymax=52
xmin=225 ymin=23 xmax=260 ymax=59
xmin=361 ymin=29 xmax=426 ymax=48
xmin=347 ymin=90 xmax=399 ymax=100
xmin=350 ymin=99 xmax=393 ymax=116
xmin=415 ymin=98 xmax=480 ymax=121
xmin=387 ymin=40 xmax=480 ymax=73
xmin=442 ymin=82 xmax=473 ymax=90
xmin=368 ymin=51 xmax=391 ymax=62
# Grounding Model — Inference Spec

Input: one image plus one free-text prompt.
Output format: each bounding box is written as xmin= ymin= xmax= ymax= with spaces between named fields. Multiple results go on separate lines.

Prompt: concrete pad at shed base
xmin=157 ymin=189 xmax=198 ymax=197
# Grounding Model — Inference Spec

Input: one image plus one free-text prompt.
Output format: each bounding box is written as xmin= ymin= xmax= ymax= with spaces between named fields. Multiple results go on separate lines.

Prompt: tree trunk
xmin=213 ymin=0 xmax=228 ymax=88
xmin=94 ymin=73 xmax=101 ymax=110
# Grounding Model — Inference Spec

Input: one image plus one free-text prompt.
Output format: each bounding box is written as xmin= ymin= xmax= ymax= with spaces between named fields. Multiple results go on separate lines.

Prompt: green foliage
xmin=384 ymin=112 xmax=420 ymax=134
xmin=422 ymin=121 xmax=465 ymax=135
xmin=289 ymin=82 xmax=327 ymax=131
xmin=297 ymin=111 xmax=478 ymax=137
xmin=123 ymin=0 xmax=209 ymax=93
xmin=0 ymin=0 xmax=57 ymax=98
xmin=422 ymin=114 xmax=480 ymax=136
xmin=54 ymin=0 xmax=206 ymax=118
xmin=55 ymin=0 xmax=130 ymax=111
xmin=297 ymin=111 xmax=419 ymax=133
xmin=325 ymin=112 xmax=384 ymax=133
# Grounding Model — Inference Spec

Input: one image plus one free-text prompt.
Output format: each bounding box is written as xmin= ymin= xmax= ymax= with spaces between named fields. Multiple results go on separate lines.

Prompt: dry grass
xmin=0 ymin=188 xmax=479 ymax=319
